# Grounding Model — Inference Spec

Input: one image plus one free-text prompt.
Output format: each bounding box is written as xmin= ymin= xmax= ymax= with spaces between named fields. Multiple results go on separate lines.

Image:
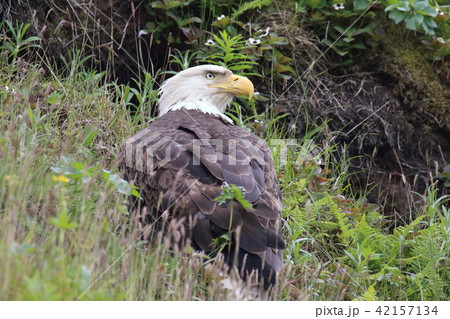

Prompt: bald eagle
xmin=119 ymin=65 xmax=285 ymax=290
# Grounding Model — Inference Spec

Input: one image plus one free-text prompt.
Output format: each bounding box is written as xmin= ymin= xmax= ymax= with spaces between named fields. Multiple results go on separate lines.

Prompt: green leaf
xmin=181 ymin=17 xmax=202 ymax=26
xmin=397 ymin=2 xmax=411 ymax=12
xmin=405 ymin=16 xmax=418 ymax=30
xmin=274 ymin=64 xmax=297 ymax=75
xmin=334 ymin=26 xmax=347 ymax=35
xmin=48 ymin=91 xmax=61 ymax=104
xmin=388 ymin=10 xmax=407 ymax=24
xmin=414 ymin=0 xmax=428 ymax=11
xmin=27 ymin=108 xmax=34 ymax=127
xmin=385 ymin=4 xmax=399 ymax=11
xmin=82 ymin=127 xmax=99 ymax=147
xmin=102 ymin=169 xmax=141 ymax=198
xmin=424 ymin=16 xmax=437 ymax=28
xmin=150 ymin=1 xmax=165 ymax=9
xmin=214 ymin=183 xmax=253 ymax=210
xmin=228 ymin=64 xmax=255 ymax=71
xmin=20 ymin=36 xmax=40 ymax=45
xmin=50 ymin=211 xmax=77 ymax=230
xmin=353 ymin=0 xmax=370 ymax=11
xmin=417 ymin=9 xmax=437 ymax=17
xmin=306 ymin=0 xmax=321 ymax=9
xmin=336 ymin=50 xmax=350 ymax=56
xmin=131 ymin=189 xmax=141 ymax=198
xmin=415 ymin=13 xmax=424 ymax=25
xmin=421 ymin=21 xmax=434 ymax=35
xmin=351 ymin=43 xmax=366 ymax=49
xmin=321 ymin=38 xmax=333 ymax=46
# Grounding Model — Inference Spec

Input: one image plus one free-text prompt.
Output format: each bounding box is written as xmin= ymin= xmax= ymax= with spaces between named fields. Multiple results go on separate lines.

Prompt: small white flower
xmin=138 ymin=29 xmax=148 ymax=38
xmin=217 ymin=14 xmax=225 ymax=20
xmin=246 ymin=38 xmax=261 ymax=46
xmin=332 ymin=3 xmax=345 ymax=10
xmin=437 ymin=10 xmax=444 ymax=16
xmin=436 ymin=37 xmax=445 ymax=44
xmin=260 ymin=27 xmax=270 ymax=37
xmin=205 ymin=39 xmax=215 ymax=46
xmin=5 ymin=85 xmax=16 ymax=93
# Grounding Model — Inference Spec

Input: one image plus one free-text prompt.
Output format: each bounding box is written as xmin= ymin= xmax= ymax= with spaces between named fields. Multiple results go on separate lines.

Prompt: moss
xmin=380 ymin=40 xmax=450 ymax=131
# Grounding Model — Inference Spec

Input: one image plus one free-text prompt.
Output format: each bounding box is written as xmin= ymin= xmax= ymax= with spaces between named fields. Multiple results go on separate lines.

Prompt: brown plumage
xmin=119 ymin=65 xmax=285 ymax=289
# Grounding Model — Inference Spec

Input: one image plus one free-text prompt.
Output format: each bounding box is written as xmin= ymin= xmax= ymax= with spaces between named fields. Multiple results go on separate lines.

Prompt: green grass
xmin=0 ymin=28 xmax=449 ymax=300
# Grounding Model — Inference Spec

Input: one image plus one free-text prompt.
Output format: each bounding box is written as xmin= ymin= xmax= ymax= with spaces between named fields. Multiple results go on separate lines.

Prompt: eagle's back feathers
xmin=119 ymin=66 xmax=283 ymax=290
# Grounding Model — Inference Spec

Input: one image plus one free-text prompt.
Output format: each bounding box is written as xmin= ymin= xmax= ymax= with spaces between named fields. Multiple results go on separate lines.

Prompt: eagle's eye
xmin=205 ymin=72 xmax=215 ymax=80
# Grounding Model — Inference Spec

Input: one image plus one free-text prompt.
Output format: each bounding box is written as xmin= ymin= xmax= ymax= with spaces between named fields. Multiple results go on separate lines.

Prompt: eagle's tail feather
xmin=224 ymin=247 xmax=276 ymax=291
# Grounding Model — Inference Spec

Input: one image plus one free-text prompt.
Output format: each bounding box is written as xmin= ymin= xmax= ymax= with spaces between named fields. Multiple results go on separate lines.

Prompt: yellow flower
xmin=4 ymin=175 xmax=17 ymax=184
xmin=52 ymin=175 xmax=70 ymax=183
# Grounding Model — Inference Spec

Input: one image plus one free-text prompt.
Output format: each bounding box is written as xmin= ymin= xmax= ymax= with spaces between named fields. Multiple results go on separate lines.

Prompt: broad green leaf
xmin=417 ymin=9 xmax=438 ymax=17
xmin=352 ymin=43 xmax=366 ymax=49
xmin=181 ymin=17 xmax=202 ymax=26
xmin=424 ymin=16 xmax=438 ymax=28
xmin=385 ymin=4 xmax=399 ymax=11
xmin=306 ymin=0 xmax=321 ymax=9
xmin=337 ymin=50 xmax=350 ymax=56
xmin=334 ymin=26 xmax=347 ymax=35
xmin=389 ymin=10 xmax=407 ymax=24
xmin=48 ymin=91 xmax=61 ymax=104
xmin=415 ymin=13 xmax=424 ymax=24
xmin=405 ymin=16 xmax=417 ymax=31
xmin=353 ymin=0 xmax=370 ymax=11
xmin=414 ymin=0 xmax=428 ymax=11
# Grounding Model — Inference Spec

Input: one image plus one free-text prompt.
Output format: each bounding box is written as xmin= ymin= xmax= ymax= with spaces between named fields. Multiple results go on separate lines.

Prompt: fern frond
xmin=356 ymin=284 xmax=378 ymax=301
xmin=231 ymin=0 xmax=273 ymax=20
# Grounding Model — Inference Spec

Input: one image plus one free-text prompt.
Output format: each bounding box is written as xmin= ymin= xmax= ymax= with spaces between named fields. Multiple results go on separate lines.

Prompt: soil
xmin=2 ymin=0 xmax=449 ymax=225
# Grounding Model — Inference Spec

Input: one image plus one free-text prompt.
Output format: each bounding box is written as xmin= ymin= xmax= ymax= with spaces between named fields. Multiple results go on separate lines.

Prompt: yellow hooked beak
xmin=208 ymin=74 xmax=254 ymax=100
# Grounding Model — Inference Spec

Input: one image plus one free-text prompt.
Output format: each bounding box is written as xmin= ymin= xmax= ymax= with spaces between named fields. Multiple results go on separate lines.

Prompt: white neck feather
xmin=160 ymin=100 xmax=233 ymax=124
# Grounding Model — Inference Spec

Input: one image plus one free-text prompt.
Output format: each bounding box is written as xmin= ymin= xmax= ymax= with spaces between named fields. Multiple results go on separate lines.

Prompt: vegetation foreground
xmin=1 ymin=1 xmax=449 ymax=301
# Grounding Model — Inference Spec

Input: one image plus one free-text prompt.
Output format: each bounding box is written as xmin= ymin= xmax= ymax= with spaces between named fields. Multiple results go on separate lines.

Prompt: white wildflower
xmin=260 ymin=27 xmax=270 ymax=37
xmin=332 ymin=3 xmax=345 ymax=10
xmin=5 ymin=85 xmax=16 ymax=93
xmin=205 ymin=39 xmax=215 ymax=46
xmin=138 ymin=29 xmax=148 ymax=38
xmin=217 ymin=14 xmax=225 ymax=20
xmin=246 ymin=38 xmax=261 ymax=46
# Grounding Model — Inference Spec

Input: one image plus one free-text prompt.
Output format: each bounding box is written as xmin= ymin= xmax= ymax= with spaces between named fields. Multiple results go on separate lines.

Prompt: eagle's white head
xmin=158 ymin=65 xmax=254 ymax=122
